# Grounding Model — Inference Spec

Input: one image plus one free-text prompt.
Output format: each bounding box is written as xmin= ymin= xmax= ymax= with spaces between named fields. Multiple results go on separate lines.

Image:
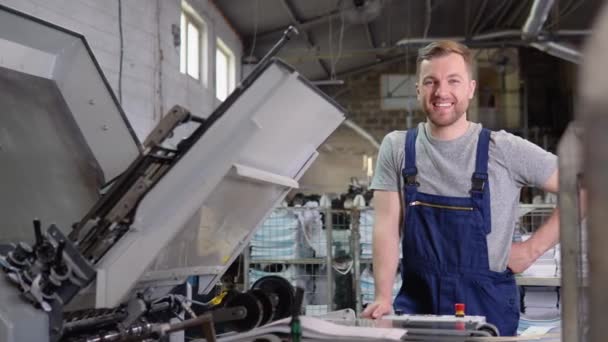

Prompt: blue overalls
xmin=394 ymin=127 xmax=520 ymax=336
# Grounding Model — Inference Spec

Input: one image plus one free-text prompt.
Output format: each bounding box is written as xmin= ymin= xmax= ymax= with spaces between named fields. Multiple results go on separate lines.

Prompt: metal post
xmin=579 ymin=99 xmax=608 ymax=342
xmin=350 ymin=209 xmax=362 ymax=315
xmin=243 ymin=245 xmax=250 ymax=291
xmin=557 ymin=122 xmax=585 ymax=342
xmin=585 ymin=103 xmax=608 ymax=342
xmin=574 ymin=4 xmax=608 ymax=340
xmin=325 ymin=209 xmax=334 ymax=312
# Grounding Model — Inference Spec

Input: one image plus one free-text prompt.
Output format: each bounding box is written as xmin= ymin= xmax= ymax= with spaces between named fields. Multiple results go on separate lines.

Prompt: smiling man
xmin=360 ymin=41 xmax=559 ymax=336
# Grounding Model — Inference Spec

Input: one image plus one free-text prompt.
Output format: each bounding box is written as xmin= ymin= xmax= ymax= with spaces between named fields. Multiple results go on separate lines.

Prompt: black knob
xmin=54 ymin=241 xmax=65 ymax=265
xmin=33 ymin=219 xmax=42 ymax=247
xmin=52 ymin=241 xmax=68 ymax=277
xmin=36 ymin=242 xmax=55 ymax=264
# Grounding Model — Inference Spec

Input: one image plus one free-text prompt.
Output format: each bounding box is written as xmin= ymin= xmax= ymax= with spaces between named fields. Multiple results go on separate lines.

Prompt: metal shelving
xmin=245 ymin=204 xmax=558 ymax=316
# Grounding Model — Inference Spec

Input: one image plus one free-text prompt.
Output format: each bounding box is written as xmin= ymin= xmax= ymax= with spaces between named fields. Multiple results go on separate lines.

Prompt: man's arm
xmin=508 ymin=170 xmax=560 ymax=273
xmin=361 ymin=190 xmax=401 ymax=318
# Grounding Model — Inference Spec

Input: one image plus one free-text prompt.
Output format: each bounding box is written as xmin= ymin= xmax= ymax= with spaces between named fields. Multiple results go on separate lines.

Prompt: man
xmin=360 ymin=40 xmax=559 ymax=336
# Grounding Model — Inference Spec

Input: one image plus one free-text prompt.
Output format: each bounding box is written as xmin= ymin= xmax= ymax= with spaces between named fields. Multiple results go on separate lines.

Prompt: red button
xmin=455 ymin=303 xmax=465 ymax=317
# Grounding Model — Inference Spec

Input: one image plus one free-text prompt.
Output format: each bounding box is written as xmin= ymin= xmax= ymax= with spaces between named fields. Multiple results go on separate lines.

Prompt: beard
xmin=423 ymin=100 xmax=469 ymax=127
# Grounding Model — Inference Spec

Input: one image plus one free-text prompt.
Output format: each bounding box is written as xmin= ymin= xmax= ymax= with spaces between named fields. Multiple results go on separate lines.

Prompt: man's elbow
xmin=542 ymin=170 xmax=559 ymax=194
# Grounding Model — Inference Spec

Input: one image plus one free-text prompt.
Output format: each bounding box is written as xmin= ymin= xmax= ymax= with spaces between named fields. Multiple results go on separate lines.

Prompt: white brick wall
xmin=0 ymin=0 xmax=243 ymax=141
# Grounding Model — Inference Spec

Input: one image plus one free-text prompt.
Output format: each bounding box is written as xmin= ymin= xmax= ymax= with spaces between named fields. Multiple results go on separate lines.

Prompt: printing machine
xmin=0 ymin=5 xmax=346 ymax=341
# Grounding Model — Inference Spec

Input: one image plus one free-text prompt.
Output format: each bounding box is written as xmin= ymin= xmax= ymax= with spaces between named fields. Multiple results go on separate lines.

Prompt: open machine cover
xmin=0 ymin=3 xmax=346 ymax=310
xmin=99 ymin=59 xmax=346 ymax=307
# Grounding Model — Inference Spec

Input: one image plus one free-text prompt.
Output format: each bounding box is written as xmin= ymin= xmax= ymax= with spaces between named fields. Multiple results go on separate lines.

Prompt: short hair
xmin=416 ymin=40 xmax=473 ymax=77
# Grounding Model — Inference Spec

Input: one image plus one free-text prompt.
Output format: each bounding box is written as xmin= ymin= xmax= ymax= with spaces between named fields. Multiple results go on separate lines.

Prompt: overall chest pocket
xmin=404 ymin=201 xmax=488 ymax=267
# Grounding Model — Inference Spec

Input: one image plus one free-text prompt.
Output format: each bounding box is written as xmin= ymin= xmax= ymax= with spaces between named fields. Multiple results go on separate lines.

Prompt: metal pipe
xmin=395 ymin=30 xmax=522 ymax=46
xmin=552 ymin=29 xmax=592 ymax=37
xmin=522 ymin=0 xmax=555 ymax=39
xmin=396 ymin=36 xmax=464 ymax=46
xmin=395 ymin=29 xmax=589 ymax=48
xmin=471 ymin=30 xmax=521 ymax=41
xmin=343 ymin=119 xmax=380 ymax=150
xmin=530 ymin=41 xmax=580 ymax=64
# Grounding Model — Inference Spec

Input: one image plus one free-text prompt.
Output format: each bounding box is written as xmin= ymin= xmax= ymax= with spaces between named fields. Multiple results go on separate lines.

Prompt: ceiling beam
xmin=249 ymin=9 xmax=341 ymax=42
xmin=280 ymin=0 xmax=332 ymax=78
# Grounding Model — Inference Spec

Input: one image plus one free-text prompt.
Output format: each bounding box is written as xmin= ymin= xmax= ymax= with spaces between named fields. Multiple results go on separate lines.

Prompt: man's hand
xmin=507 ymin=241 xmax=537 ymax=274
xmin=361 ymin=299 xmax=393 ymax=319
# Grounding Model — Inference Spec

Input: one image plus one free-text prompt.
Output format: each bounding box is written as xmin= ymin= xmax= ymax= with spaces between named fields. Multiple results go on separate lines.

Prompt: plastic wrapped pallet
xmin=250 ymin=208 xmax=299 ymax=260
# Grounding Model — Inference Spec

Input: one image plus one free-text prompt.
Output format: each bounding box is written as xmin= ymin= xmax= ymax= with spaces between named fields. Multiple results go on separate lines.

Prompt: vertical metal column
xmin=350 ymin=209 xmax=362 ymax=315
xmin=557 ymin=122 xmax=585 ymax=342
xmin=584 ymin=93 xmax=608 ymax=342
xmin=325 ymin=208 xmax=334 ymax=311
xmin=577 ymin=5 xmax=608 ymax=340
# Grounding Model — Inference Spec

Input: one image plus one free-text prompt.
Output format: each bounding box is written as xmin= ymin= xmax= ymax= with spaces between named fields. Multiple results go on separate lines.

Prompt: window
xmin=216 ymin=38 xmax=235 ymax=101
xmin=180 ymin=6 xmax=204 ymax=80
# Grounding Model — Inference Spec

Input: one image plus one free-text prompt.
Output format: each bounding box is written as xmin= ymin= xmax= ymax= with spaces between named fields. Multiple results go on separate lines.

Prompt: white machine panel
xmin=0 ymin=4 xmax=140 ymax=244
xmin=94 ymin=60 xmax=346 ymax=307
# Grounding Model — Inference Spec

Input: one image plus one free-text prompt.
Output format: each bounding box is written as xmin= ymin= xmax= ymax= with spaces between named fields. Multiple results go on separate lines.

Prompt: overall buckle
xmin=405 ymin=174 xmax=419 ymax=187
xmin=471 ymin=173 xmax=488 ymax=192
xmin=402 ymin=168 xmax=419 ymax=187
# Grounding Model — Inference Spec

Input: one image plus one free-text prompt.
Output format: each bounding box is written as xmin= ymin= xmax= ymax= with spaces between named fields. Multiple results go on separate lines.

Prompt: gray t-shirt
xmin=370 ymin=122 xmax=557 ymax=272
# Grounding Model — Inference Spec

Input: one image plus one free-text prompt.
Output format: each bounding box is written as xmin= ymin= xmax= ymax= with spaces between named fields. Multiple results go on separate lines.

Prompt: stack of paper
xmin=522 ymin=287 xmax=560 ymax=319
xmin=215 ymin=316 xmax=407 ymax=341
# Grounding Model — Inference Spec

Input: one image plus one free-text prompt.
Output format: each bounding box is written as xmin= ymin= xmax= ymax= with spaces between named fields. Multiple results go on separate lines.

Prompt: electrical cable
xmin=546 ymin=0 xmax=586 ymax=30
xmin=118 ymin=0 xmax=124 ymax=104
xmin=473 ymin=0 xmax=511 ymax=35
xmin=423 ymin=0 xmax=432 ymax=38
xmin=248 ymin=0 xmax=259 ymax=60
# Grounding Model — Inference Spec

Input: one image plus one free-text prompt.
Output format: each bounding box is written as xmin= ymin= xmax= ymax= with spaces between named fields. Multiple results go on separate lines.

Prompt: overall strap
xmin=471 ymin=128 xmax=491 ymax=195
xmin=402 ymin=127 xmax=419 ymax=194
xmin=471 ymin=128 xmax=492 ymax=233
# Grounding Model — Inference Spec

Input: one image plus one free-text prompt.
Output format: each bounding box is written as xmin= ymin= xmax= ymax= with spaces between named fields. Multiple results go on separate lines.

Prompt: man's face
xmin=417 ymin=53 xmax=476 ymax=127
